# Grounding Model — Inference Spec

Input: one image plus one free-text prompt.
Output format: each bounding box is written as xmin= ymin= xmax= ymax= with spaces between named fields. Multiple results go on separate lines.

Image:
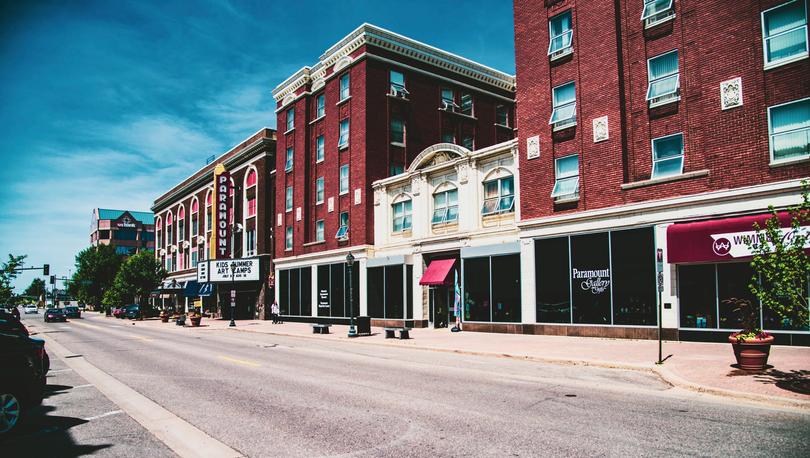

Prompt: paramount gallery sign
xmin=572 ymin=268 xmax=610 ymax=295
xmin=215 ymin=170 xmax=231 ymax=258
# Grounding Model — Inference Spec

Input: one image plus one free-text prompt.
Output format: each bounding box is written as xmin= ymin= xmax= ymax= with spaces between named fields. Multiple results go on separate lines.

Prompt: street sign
xmin=657 ymin=272 xmax=664 ymax=292
xmin=656 ymin=248 xmax=664 ymax=272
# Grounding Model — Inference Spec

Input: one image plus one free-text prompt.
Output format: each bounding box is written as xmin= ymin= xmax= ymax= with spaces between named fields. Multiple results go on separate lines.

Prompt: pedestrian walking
xmin=271 ymin=300 xmax=280 ymax=324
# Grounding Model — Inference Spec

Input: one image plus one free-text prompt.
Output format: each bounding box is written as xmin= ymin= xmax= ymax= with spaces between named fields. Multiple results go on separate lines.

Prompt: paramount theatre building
xmin=151 ymin=129 xmax=276 ymax=319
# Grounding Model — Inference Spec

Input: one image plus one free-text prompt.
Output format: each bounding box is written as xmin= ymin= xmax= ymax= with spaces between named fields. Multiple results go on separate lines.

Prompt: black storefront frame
xmin=461 ymin=253 xmax=522 ymax=323
xmin=279 ymin=267 xmax=312 ymax=317
xmin=366 ymin=264 xmax=410 ymax=319
xmin=316 ymin=262 xmax=359 ymax=318
xmin=534 ymin=226 xmax=659 ymax=327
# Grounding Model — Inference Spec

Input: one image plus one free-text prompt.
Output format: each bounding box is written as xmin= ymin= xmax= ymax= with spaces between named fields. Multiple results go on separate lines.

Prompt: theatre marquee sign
xmin=197 ymin=258 xmax=260 ymax=283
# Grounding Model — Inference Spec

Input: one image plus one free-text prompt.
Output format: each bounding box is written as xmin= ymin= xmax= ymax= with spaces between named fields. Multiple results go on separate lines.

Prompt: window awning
xmin=666 ymin=211 xmax=808 ymax=263
xmin=183 ymin=281 xmax=214 ymax=297
xmin=419 ymin=259 xmax=456 ymax=286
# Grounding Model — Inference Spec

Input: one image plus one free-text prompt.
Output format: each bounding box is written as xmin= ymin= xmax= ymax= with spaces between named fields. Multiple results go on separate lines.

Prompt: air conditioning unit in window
xmin=648 ymin=90 xmax=680 ymax=108
xmin=644 ymin=10 xmax=675 ymax=29
xmin=442 ymin=100 xmax=460 ymax=112
xmin=390 ymin=85 xmax=409 ymax=98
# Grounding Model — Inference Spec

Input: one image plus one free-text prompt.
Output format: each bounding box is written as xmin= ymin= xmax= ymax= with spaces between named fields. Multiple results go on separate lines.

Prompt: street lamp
xmin=346 ymin=252 xmax=356 ymax=337
xmin=170 ymin=279 xmax=178 ymax=313
xmin=229 ymin=261 xmax=237 ymax=327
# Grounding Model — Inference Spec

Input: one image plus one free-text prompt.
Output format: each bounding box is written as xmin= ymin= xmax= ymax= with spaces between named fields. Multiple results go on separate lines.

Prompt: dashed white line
xmin=84 ymin=409 xmax=124 ymax=421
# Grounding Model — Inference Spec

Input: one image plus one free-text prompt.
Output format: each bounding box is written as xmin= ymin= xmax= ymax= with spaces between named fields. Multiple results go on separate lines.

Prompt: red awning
xmin=420 ymin=259 xmax=456 ymax=286
xmin=666 ymin=211 xmax=805 ymax=263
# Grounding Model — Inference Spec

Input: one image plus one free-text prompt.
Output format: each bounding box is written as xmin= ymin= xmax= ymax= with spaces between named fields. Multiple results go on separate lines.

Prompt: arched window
xmin=156 ymin=217 xmax=162 ymax=249
xmin=432 ymin=182 xmax=458 ymax=225
xmin=245 ymin=168 xmax=257 ymax=218
xmin=191 ymin=198 xmax=199 ymax=238
xmin=481 ymin=169 xmax=515 ymax=215
xmin=391 ymin=194 xmax=412 ymax=232
xmin=205 ymin=190 xmax=213 ymax=232
xmin=177 ymin=206 xmax=186 ymax=242
xmin=166 ymin=212 xmax=173 ymax=247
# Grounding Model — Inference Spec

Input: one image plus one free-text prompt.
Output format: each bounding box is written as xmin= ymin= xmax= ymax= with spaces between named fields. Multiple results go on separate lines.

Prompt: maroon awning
xmin=666 ymin=211 xmax=805 ymax=263
xmin=419 ymin=259 xmax=456 ymax=286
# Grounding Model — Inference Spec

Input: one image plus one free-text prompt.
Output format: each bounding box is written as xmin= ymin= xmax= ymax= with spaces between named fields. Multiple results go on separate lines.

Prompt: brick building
xmin=151 ymin=129 xmax=276 ymax=318
xmin=90 ymin=208 xmax=155 ymax=256
xmin=271 ymin=24 xmax=515 ymax=322
xmin=512 ymin=0 xmax=809 ymax=343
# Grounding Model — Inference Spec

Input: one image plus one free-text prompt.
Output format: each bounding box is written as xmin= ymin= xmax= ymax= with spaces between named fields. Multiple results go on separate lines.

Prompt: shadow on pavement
xmin=754 ymin=369 xmax=810 ymax=395
xmin=0 ymin=404 xmax=112 ymax=456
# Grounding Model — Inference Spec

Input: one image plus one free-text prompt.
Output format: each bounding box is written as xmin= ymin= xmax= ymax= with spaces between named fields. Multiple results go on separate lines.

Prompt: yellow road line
xmin=217 ymin=355 xmax=260 ymax=368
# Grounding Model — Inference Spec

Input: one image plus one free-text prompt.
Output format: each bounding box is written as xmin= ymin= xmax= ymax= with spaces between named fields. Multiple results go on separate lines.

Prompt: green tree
xmin=71 ymin=245 xmax=123 ymax=308
xmin=23 ymin=277 xmax=46 ymax=301
xmin=105 ymin=251 xmax=166 ymax=312
xmin=0 ymin=254 xmax=27 ymax=304
xmin=747 ymin=182 xmax=810 ymax=332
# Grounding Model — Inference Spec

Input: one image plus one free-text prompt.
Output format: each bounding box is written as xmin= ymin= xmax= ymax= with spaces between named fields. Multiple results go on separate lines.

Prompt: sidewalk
xmin=123 ymin=315 xmax=810 ymax=409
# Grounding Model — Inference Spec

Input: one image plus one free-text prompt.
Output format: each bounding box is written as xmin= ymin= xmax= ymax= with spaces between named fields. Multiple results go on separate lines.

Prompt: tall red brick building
xmin=271 ymin=24 xmax=515 ymax=321
xmin=514 ymin=0 xmax=809 ymax=344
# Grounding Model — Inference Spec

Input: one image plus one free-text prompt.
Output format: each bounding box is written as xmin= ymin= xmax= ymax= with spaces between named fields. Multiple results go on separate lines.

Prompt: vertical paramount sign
xmin=214 ymin=165 xmax=231 ymax=259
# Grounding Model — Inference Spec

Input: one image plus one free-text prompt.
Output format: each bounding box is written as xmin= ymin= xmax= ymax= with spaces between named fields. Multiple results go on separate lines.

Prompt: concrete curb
xmin=220 ymin=325 xmax=810 ymax=411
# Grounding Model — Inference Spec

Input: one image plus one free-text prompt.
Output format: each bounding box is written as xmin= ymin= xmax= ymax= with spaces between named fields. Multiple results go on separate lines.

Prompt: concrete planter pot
xmin=189 ymin=316 xmax=202 ymax=327
xmin=729 ymin=334 xmax=774 ymax=371
xmin=160 ymin=315 xmax=170 ymax=323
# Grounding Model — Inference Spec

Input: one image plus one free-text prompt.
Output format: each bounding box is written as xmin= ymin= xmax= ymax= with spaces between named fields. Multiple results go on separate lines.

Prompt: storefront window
xmin=385 ymin=265 xmax=404 ymax=319
xmin=367 ymin=267 xmax=385 ymax=318
xmin=718 ymin=262 xmax=758 ymax=330
xmin=611 ymin=229 xmax=657 ymax=325
xmin=536 ymin=237 xmax=571 ymax=323
xmin=316 ymin=263 xmax=359 ymax=318
xmin=406 ymin=265 xmax=413 ymax=320
xmin=279 ymin=267 xmax=312 ymax=317
xmin=492 ymin=255 xmax=521 ymax=322
xmin=288 ymin=268 xmax=300 ymax=316
xmin=570 ymin=232 xmax=611 ymax=325
xmin=463 ymin=257 xmax=490 ymax=321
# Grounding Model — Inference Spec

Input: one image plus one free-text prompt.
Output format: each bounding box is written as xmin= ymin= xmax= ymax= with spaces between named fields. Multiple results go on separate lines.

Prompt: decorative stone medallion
xmin=592 ymin=116 xmax=609 ymax=143
xmin=720 ymin=77 xmax=742 ymax=110
xmin=527 ymin=135 xmax=540 ymax=160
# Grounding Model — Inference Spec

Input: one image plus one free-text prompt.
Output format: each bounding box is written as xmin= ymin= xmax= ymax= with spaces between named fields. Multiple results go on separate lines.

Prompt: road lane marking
xmin=217 ymin=355 xmax=261 ymax=367
xmin=45 ymin=336 xmax=243 ymax=458
xmin=69 ymin=320 xmax=101 ymax=330
xmin=73 ymin=384 xmax=94 ymax=389
xmin=84 ymin=409 xmax=124 ymax=421
xmin=48 ymin=368 xmax=74 ymax=373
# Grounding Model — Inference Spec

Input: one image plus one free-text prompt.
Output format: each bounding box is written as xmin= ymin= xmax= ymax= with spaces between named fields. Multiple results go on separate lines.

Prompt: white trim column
xmin=411 ymin=254 xmax=424 ymax=321
xmin=359 ymin=259 xmax=368 ymax=316
xmin=520 ymin=238 xmax=536 ymax=324
xmin=655 ymin=223 xmax=678 ymax=329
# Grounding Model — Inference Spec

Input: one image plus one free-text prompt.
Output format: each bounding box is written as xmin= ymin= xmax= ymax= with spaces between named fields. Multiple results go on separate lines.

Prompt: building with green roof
xmin=91 ymin=208 xmax=155 ymax=256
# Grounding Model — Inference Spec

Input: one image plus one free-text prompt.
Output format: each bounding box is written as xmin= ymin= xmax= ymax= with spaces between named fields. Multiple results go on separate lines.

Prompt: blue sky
xmin=0 ymin=0 xmax=515 ymax=291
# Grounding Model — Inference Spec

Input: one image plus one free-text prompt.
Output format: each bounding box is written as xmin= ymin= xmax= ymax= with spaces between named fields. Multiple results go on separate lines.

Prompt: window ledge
xmin=764 ymin=53 xmax=808 ymax=71
xmin=432 ymin=221 xmax=459 ymax=230
xmin=648 ymin=96 xmax=680 ymax=109
xmin=494 ymin=123 xmax=512 ymax=129
xmin=386 ymin=94 xmax=410 ymax=102
xmin=337 ymin=96 xmax=351 ymax=106
xmin=621 ymin=169 xmax=709 ymax=190
xmin=302 ymin=240 xmax=326 ymax=247
xmin=552 ymin=121 xmax=576 ymax=132
xmin=770 ymin=156 xmax=810 ymax=168
xmin=285 ymin=168 xmax=293 ymax=173
xmin=391 ymin=229 xmax=412 ymax=237
xmin=338 ymin=144 xmax=349 ymax=151
xmin=309 ymin=115 xmax=325 ymax=125
xmin=284 ymin=127 xmax=295 ymax=135
xmin=644 ymin=12 xmax=675 ymax=30
xmin=549 ymin=47 xmax=573 ymax=62
xmin=316 ymin=158 xmax=324 ymax=164
xmin=390 ymin=142 xmax=406 ymax=148
xmin=553 ymin=195 xmax=579 ymax=205
xmin=438 ymin=107 xmax=477 ymax=120
xmin=316 ymin=200 xmax=324 ymax=206
xmin=339 ymin=191 xmax=348 ymax=196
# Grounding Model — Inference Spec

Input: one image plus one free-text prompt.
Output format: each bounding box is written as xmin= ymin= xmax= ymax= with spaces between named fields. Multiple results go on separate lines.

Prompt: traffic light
xmin=50 ymin=275 xmax=56 ymax=285
xmin=43 ymin=264 xmax=50 ymax=275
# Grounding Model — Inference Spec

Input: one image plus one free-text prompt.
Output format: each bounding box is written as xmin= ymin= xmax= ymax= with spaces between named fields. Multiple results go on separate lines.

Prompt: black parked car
xmin=44 ymin=308 xmax=67 ymax=323
xmin=124 ymin=304 xmax=141 ymax=320
xmin=0 ymin=330 xmax=47 ymax=434
xmin=64 ymin=306 xmax=81 ymax=319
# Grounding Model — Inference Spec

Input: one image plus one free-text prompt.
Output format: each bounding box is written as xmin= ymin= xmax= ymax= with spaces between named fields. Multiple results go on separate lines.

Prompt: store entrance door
xmin=430 ymin=286 xmax=451 ymax=329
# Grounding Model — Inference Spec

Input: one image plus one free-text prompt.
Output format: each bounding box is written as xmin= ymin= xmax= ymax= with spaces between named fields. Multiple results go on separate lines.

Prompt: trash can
xmin=355 ymin=316 xmax=371 ymax=336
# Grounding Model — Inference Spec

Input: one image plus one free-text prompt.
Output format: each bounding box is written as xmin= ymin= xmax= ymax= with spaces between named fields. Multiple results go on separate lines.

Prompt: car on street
xmin=113 ymin=306 xmax=126 ymax=318
xmin=64 ymin=306 xmax=81 ymax=319
xmin=43 ymin=308 xmax=67 ymax=323
xmin=0 ymin=310 xmax=31 ymax=337
xmin=124 ymin=304 xmax=142 ymax=320
xmin=23 ymin=304 xmax=38 ymax=314
xmin=0 ymin=330 xmax=47 ymax=435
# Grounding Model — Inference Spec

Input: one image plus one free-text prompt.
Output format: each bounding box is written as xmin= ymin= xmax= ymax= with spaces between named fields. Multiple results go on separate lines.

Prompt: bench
xmin=311 ymin=324 xmax=331 ymax=334
xmin=384 ymin=327 xmax=411 ymax=339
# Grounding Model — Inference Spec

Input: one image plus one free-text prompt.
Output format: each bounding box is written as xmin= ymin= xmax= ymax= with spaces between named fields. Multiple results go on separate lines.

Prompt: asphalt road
xmin=17 ymin=312 xmax=810 ymax=457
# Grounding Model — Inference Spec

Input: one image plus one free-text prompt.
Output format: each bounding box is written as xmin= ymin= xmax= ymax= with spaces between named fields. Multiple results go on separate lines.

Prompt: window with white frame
xmin=460 ymin=93 xmax=473 ymax=116
xmin=285 ymin=147 xmax=294 ymax=171
xmin=285 ymin=186 xmax=293 ymax=212
xmin=646 ymin=50 xmax=680 ymax=107
xmin=641 ymin=0 xmax=675 ymax=27
xmin=205 ymin=192 xmax=212 ymax=232
xmin=762 ymin=0 xmax=808 ymax=67
xmin=432 ymin=188 xmax=458 ymax=224
xmin=191 ymin=250 xmax=198 ymax=268
xmin=316 ymin=135 xmax=324 ymax=162
xmin=651 ymin=133 xmax=684 ymax=178
xmin=482 ymin=175 xmax=515 ymax=215
xmin=392 ymin=199 xmax=412 ymax=232
xmin=177 ymin=207 xmax=185 ymax=241
xmin=339 ymin=165 xmax=349 ymax=195
xmin=549 ymin=82 xmax=576 ymax=130
xmin=315 ymin=220 xmax=324 ymax=242
xmin=548 ymin=10 xmax=573 ymax=59
xmin=390 ymin=70 xmax=408 ymax=97
xmin=442 ymin=88 xmax=458 ymax=110
xmin=286 ymin=107 xmax=294 ymax=131
xmin=339 ymin=73 xmax=350 ymax=100
xmin=551 ymin=154 xmax=579 ymax=200
xmin=391 ymin=117 xmax=405 ymax=145
xmin=316 ymin=177 xmax=324 ymax=204
xmin=191 ymin=200 xmax=199 ymax=237
xmin=338 ymin=119 xmax=349 ymax=148
xmin=316 ymin=94 xmax=325 ymax=118
xmin=336 ymin=211 xmax=349 ymax=239
xmin=285 ymin=226 xmax=293 ymax=250
xmin=246 ymin=229 xmax=256 ymax=256
xmin=768 ymin=97 xmax=810 ymax=163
